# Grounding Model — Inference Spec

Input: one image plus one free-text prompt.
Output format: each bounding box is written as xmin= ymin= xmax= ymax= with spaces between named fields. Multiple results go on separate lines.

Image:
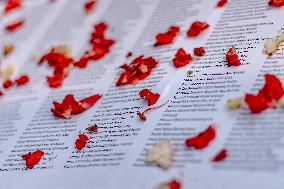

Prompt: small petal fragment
xmin=173 ymin=48 xmax=192 ymax=68
xmin=75 ymin=133 xmax=89 ymax=150
xmin=187 ymin=21 xmax=209 ymax=37
xmin=22 ymin=150 xmax=44 ymax=169
xmin=226 ymin=47 xmax=240 ymax=66
xmin=139 ymin=89 xmax=160 ymax=106
xmin=212 ymin=149 xmax=228 ymax=162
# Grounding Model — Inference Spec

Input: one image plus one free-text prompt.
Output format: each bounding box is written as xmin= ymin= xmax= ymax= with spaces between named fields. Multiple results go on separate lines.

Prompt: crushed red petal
xmin=245 ymin=74 xmax=283 ymax=113
xmin=139 ymin=89 xmax=160 ymax=106
xmin=226 ymin=47 xmax=240 ymax=66
xmin=15 ymin=75 xmax=29 ymax=86
xmin=4 ymin=0 xmax=22 ymax=14
xmin=216 ymin=0 xmax=228 ymax=8
xmin=193 ymin=47 xmax=205 ymax=56
xmin=5 ymin=19 xmax=24 ymax=32
xmin=3 ymin=80 xmax=14 ymax=89
xmin=74 ymin=22 xmax=115 ymax=68
xmin=84 ymin=0 xmax=96 ymax=14
xmin=187 ymin=21 xmax=209 ymax=37
xmin=269 ymin=0 xmax=284 ymax=7
xmin=51 ymin=94 xmax=102 ymax=118
xmin=212 ymin=149 xmax=228 ymax=162
xmin=116 ymin=56 xmax=158 ymax=86
xmin=173 ymin=48 xmax=192 ymax=68
xmin=185 ymin=125 xmax=216 ymax=150
xmin=22 ymin=149 xmax=44 ymax=169
xmin=168 ymin=179 xmax=181 ymax=189
xmin=154 ymin=26 xmax=180 ymax=46
xmin=75 ymin=133 xmax=89 ymax=150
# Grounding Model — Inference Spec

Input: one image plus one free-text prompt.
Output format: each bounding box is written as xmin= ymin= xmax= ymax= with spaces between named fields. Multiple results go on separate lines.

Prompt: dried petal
xmin=86 ymin=124 xmax=99 ymax=134
xmin=187 ymin=21 xmax=209 ymax=37
xmin=193 ymin=47 xmax=205 ymax=56
xmin=1 ymin=63 xmax=15 ymax=80
xmin=3 ymin=44 xmax=14 ymax=56
xmin=173 ymin=48 xmax=192 ymax=68
xmin=227 ymin=97 xmax=242 ymax=109
xmin=22 ymin=150 xmax=44 ymax=169
xmin=146 ymin=140 xmax=174 ymax=169
xmin=185 ymin=125 xmax=216 ymax=150
xmin=263 ymin=31 xmax=284 ymax=56
xmin=212 ymin=149 xmax=228 ymax=162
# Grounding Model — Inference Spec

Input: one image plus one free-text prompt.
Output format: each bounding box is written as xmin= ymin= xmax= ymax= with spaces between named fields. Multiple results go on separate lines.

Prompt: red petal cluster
xmin=185 ymin=125 xmax=216 ymax=150
xmin=51 ymin=94 xmax=102 ymax=118
xmin=168 ymin=179 xmax=181 ymax=189
xmin=212 ymin=149 xmax=228 ymax=162
xmin=22 ymin=150 xmax=44 ymax=169
xmin=269 ymin=0 xmax=284 ymax=7
xmin=4 ymin=0 xmax=22 ymax=14
xmin=245 ymin=74 xmax=284 ymax=113
xmin=39 ymin=48 xmax=73 ymax=88
xmin=154 ymin=26 xmax=180 ymax=46
xmin=2 ymin=74 xmax=29 ymax=89
xmin=139 ymin=89 xmax=160 ymax=106
xmin=74 ymin=22 xmax=115 ymax=68
xmin=187 ymin=21 xmax=209 ymax=37
xmin=75 ymin=133 xmax=89 ymax=150
xmin=216 ymin=0 xmax=228 ymax=8
xmin=173 ymin=48 xmax=192 ymax=68
xmin=84 ymin=0 xmax=96 ymax=14
xmin=116 ymin=56 xmax=158 ymax=86
xmin=5 ymin=19 xmax=24 ymax=32
xmin=226 ymin=47 xmax=240 ymax=66
xmin=193 ymin=47 xmax=205 ymax=56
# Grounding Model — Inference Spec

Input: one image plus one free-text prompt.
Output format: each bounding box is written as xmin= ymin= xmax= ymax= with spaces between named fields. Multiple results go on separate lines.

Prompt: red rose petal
xmin=187 ymin=21 xmax=209 ymax=37
xmin=193 ymin=47 xmax=205 ymax=56
xmin=185 ymin=125 xmax=216 ymax=150
xmin=75 ymin=133 xmax=89 ymax=150
xmin=5 ymin=19 xmax=24 ymax=32
xmin=154 ymin=26 xmax=180 ymax=46
xmin=22 ymin=149 xmax=44 ymax=169
xmin=15 ymin=75 xmax=29 ymax=86
xmin=244 ymin=94 xmax=269 ymax=113
xmin=126 ymin=51 xmax=132 ymax=58
xmin=4 ymin=0 xmax=22 ymax=14
xmin=173 ymin=48 xmax=192 ymax=68
xmin=51 ymin=94 xmax=102 ymax=118
xmin=84 ymin=0 xmax=96 ymax=14
xmin=139 ymin=89 xmax=160 ymax=106
xmin=226 ymin=47 xmax=240 ymax=66
xmin=269 ymin=0 xmax=284 ymax=7
xmin=3 ymin=80 xmax=14 ymax=89
xmin=168 ymin=179 xmax=181 ymax=189
xmin=216 ymin=0 xmax=228 ymax=8
xmin=212 ymin=149 xmax=228 ymax=162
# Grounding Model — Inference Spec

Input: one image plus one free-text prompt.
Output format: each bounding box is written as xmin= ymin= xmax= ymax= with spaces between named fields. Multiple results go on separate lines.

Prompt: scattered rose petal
xmin=187 ymin=70 xmax=193 ymax=75
xmin=154 ymin=26 xmax=180 ymax=46
xmin=245 ymin=74 xmax=284 ymax=113
xmin=269 ymin=0 xmax=284 ymax=7
xmin=187 ymin=21 xmax=209 ymax=37
xmin=193 ymin=47 xmax=205 ymax=56
xmin=5 ymin=19 xmax=25 ymax=32
xmin=145 ymin=140 xmax=174 ymax=169
xmin=4 ymin=0 xmax=22 ymax=14
xmin=263 ymin=31 xmax=284 ymax=56
xmin=86 ymin=124 xmax=99 ymax=134
xmin=227 ymin=97 xmax=242 ymax=109
xmin=185 ymin=125 xmax=216 ymax=150
xmin=15 ymin=75 xmax=29 ymax=86
xmin=1 ymin=63 xmax=15 ymax=81
xmin=84 ymin=0 xmax=96 ymax=15
xmin=226 ymin=47 xmax=240 ymax=66
xmin=173 ymin=48 xmax=192 ymax=68
xmin=75 ymin=133 xmax=89 ymax=150
xmin=139 ymin=89 xmax=160 ymax=106
xmin=2 ymin=80 xmax=14 ymax=89
xmin=22 ymin=149 xmax=44 ymax=169
xmin=154 ymin=179 xmax=181 ymax=189
xmin=216 ymin=0 xmax=228 ymax=8
xmin=116 ymin=56 xmax=158 ymax=86
xmin=126 ymin=51 xmax=132 ymax=58
xmin=212 ymin=149 xmax=228 ymax=162
xmin=3 ymin=44 xmax=14 ymax=56
xmin=51 ymin=94 xmax=102 ymax=118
